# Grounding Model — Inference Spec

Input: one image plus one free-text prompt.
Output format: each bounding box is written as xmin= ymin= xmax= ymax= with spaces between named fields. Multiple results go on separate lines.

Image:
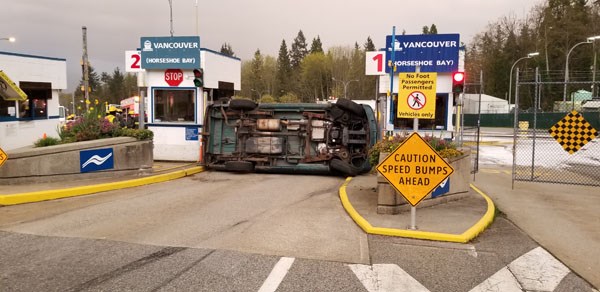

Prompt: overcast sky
xmin=2 ymin=0 xmax=542 ymax=92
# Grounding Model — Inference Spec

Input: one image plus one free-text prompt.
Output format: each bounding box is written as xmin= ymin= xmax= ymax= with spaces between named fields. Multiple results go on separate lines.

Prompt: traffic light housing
xmin=452 ymin=71 xmax=465 ymax=93
xmin=193 ymin=68 xmax=204 ymax=87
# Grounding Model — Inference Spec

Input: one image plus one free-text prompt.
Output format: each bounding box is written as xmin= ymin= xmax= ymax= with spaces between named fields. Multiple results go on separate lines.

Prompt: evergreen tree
xmin=107 ymin=68 xmax=125 ymax=105
xmin=422 ymin=24 xmax=438 ymax=34
xmin=220 ymin=43 xmax=235 ymax=57
xmin=275 ymin=40 xmax=292 ymax=97
xmin=429 ymin=24 xmax=438 ymax=34
xmin=310 ymin=36 xmax=323 ymax=54
xmin=290 ymin=30 xmax=308 ymax=70
xmin=364 ymin=36 xmax=376 ymax=51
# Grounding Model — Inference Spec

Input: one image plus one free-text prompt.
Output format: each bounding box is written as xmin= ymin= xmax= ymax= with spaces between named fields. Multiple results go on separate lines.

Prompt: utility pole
xmin=82 ymin=26 xmax=90 ymax=111
xmin=195 ymin=0 xmax=199 ymax=36
xmin=168 ymin=0 xmax=174 ymax=37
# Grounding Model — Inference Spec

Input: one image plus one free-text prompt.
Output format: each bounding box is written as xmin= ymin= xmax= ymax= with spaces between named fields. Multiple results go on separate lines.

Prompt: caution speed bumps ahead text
xmin=548 ymin=110 xmax=598 ymax=154
xmin=379 ymin=154 xmax=451 ymax=186
xmin=377 ymin=133 xmax=454 ymax=207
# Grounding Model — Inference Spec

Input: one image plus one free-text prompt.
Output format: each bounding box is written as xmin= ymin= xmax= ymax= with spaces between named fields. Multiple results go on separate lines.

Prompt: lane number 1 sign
xmin=365 ymin=51 xmax=386 ymax=76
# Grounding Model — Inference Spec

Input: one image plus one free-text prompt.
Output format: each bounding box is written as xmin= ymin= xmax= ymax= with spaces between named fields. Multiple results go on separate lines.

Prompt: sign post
xmin=397 ymin=67 xmax=438 ymax=229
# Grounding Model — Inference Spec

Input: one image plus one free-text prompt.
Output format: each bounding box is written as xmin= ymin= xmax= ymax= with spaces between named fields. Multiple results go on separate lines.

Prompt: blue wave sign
xmin=385 ymin=34 xmax=460 ymax=73
xmin=80 ymin=148 xmax=114 ymax=173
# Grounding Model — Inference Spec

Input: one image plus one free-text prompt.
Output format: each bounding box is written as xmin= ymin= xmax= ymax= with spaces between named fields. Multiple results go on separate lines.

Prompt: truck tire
xmin=336 ymin=98 xmax=365 ymax=117
xmin=330 ymin=159 xmax=359 ymax=177
xmin=225 ymin=161 xmax=255 ymax=172
xmin=229 ymin=99 xmax=258 ymax=111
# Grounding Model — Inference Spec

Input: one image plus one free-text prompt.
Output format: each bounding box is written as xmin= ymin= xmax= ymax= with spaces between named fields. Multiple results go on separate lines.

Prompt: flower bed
xmin=372 ymin=133 xmax=471 ymax=214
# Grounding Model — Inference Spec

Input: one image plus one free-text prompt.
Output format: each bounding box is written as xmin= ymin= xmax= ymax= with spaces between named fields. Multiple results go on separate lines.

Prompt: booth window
xmin=153 ymin=89 xmax=195 ymax=123
xmin=0 ymin=98 xmax=16 ymax=119
xmin=20 ymin=82 xmax=51 ymax=119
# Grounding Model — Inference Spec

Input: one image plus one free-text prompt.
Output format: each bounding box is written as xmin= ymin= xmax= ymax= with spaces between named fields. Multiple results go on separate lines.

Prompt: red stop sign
xmin=164 ymin=69 xmax=184 ymax=86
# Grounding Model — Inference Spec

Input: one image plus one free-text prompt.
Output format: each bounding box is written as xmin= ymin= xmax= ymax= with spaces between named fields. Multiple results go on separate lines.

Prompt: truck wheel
xmin=229 ymin=99 xmax=258 ymax=111
xmin=336 ymin=98 xmax=365 ymax=117
xmin=225 ymin=161 xmax=255 ymax=172
xmin=330 ymin=159 xmax=359 ymax=177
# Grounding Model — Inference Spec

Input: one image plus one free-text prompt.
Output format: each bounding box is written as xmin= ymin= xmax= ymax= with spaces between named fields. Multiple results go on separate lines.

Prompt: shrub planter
xmin=376 ymin=147 xmax=471 ymax=214
xmin=0 ymin=137 xmax=153 ymax=185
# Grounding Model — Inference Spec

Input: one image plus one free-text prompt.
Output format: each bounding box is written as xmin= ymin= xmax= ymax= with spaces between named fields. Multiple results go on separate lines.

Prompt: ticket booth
xmin=0 ymin=51 xmax=67 ymax=150
xmin=139 ymin=39 xmax=240 ymax=161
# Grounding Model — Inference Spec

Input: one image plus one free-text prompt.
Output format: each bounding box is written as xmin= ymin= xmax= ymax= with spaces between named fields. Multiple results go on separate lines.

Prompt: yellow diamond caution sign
xmin=397 ymin=72 xmax=437 ymax=119
xmin=376 ymin=133 xmax=454 ymax=207
xmin=548 ymin=110 xmax=598 ymax=154
xmin=0 ymin=147 xmax=8 ymax=168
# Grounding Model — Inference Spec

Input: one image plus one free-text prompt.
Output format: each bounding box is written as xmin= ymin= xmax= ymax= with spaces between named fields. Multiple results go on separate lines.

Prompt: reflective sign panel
xmin=548 ymin=111 xmax=598 ymax=154
xmin=376 ymin=133 xmax=454 ymax=206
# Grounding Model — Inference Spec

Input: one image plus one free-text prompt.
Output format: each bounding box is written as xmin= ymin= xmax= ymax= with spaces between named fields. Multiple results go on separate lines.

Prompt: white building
xmin=141 ymin=48 xmax=240 ymax=161
xmin=463 ymin=93 xmax=510 ymax=114
xmin=0 ymin=51 xmax=67 ymax=150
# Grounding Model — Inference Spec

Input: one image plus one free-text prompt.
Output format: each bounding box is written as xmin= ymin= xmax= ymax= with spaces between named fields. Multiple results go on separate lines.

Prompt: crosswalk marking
xmin=349 ymin=264 xmax=430 ymax=292
xmin=470 ymin=247 xmax=570 ymax=292
xmin=258 ymin=257 xmax=295 ymax=292
xmin=469 ymin=267 xmax=523 ymax=292
xmin=508 ymin=247 xmax=569 ymax=291
xmin=253 ymin=247 xmax=573 ymax=292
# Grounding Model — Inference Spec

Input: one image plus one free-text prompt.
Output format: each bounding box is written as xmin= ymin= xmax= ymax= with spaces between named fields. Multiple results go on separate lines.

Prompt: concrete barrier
xmin=0 ymin=137 xmax=153 ymax=184
xmin=376 ymin=147 xmax=472 ymax=214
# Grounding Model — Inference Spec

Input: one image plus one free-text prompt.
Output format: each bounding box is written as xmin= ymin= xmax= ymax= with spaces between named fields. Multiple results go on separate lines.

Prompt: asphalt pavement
xmin=0 ymin=151 xmax=598 ymax=289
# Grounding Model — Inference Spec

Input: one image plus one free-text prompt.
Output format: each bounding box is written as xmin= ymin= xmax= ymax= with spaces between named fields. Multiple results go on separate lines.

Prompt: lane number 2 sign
xmin=125 ymin=50 xmax=143 ymax=73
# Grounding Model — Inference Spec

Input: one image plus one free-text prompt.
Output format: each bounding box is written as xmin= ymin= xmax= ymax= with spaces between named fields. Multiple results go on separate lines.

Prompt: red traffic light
xmin=452 ymin=71 xmax=465 ymax=93
xmin=453 ymin=72 xmax=465 ymax=82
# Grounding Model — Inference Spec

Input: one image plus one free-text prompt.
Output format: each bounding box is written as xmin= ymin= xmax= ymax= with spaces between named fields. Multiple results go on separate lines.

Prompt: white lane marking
xmin=258 ymin=257 xmax=295 ymax=292
xmin=507 ymin=247 xmax=570 ymax=291
xmin=469 ymin=267 xmax=523 ymax=292
xmin=349 ymin=264 xmax=430 ymax=292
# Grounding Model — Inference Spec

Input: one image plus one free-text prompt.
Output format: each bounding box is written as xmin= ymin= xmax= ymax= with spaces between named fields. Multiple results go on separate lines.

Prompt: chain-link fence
xmin=513 ymin=68 xmax=600 ymax=186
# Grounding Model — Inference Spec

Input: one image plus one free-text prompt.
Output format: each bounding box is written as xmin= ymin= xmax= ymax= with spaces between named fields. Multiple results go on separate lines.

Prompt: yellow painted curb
xmin=0 ymin=166 xmax=204 ymax=206
xmin=339 ymin=177 xmax=495 ymax=243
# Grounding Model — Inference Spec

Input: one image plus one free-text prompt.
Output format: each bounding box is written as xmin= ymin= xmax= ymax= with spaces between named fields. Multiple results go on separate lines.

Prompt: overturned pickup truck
xmin=201 ymin=98 xmax=379 ymax=176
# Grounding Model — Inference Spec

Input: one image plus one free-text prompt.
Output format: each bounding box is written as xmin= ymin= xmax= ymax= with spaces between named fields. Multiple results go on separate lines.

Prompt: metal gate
xmin=513 ymin=68 xmax=600 ymax=186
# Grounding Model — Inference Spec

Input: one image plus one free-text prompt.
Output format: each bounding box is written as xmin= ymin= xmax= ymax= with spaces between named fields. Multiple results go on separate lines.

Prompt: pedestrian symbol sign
xmin=0 ymin=147 xmax=8 ymax=168
xmin=376 ymin=133 xmax=454 ymax=206
xmin=397 ymin=72 xmax=437 ymax=119
xmin=407 ymin=91 xmax=426 ymax=110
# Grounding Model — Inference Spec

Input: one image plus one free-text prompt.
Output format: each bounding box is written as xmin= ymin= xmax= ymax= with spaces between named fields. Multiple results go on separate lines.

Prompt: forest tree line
xmin=63 ymin=0 xmax=600 ymax=112
xmin=466 ymin=0 xmax=600 ymax=110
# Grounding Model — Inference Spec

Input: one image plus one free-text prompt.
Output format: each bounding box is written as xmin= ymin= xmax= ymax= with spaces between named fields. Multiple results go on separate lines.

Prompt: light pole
xmin=0 ymin=37 xmax=16 ymax=42
xmin=589 ymin=36 xmax=600 ymax=97
xmin=563 ymin=36 xmax=600 ymax=102
xmin=333 ymin=78 xmax=359 ymax=99
xmin=509 ymin=52 xmax=539 ymax=106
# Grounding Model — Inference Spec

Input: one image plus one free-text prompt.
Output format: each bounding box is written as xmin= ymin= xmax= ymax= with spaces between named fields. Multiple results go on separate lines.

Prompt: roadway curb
xmin=339 ymin=177 xmax=496 ymax=243
xmin=0 ymin=166 xmax=205 ymax=206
